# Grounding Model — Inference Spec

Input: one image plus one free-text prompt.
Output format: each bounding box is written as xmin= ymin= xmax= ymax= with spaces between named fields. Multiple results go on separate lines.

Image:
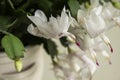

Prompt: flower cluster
xmin=27 ymin=7 xmax=73 ymax=39
xmin=69 ymin=0 xmax=120 ymax=65
xmin=27 ymin=0 xmax=120 ymax=80
xmin=52 ymin=48 xmax=97 ymax=80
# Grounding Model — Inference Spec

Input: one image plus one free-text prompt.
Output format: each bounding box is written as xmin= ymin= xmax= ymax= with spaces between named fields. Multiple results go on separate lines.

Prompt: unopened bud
xmin=14 ymin=59 xmax=23 ymax=72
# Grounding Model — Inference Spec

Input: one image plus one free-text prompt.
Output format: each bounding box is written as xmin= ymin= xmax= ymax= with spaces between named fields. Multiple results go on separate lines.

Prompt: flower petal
xmin=27 ymin=24 xmax=43 ymax=37
xmin=75 ymin=53 xmax=97 ymax=74
xmin=85 ymin=13 xmax=106 ymax=38
xmin=102 ymin=50 xmax=111 ymax=64
xmin=77 ymin=10 xmax=86 ymax=25
xmin=59 ymin=8 xmax=70 ymax=33
xmin=27 ymin=15 xmax=42 ymax=27
xmin=35 ymin=10 xmax=47 ymax=22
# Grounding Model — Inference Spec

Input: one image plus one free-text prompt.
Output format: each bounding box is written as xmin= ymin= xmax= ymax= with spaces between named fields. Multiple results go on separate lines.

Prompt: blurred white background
xmin=42 ymin=27 xmax=120 ymax=80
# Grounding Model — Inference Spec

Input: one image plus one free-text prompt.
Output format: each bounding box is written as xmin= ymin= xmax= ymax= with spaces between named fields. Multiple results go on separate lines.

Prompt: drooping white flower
xmin=77 ymin=6 xmax=107 ymax=38
xmin=67 ymin=0 xmax=114 ymax=64
xmin=101 ymin=1 xmax=120 ymax=29
xmin=52 ymin=50 xmax=97 ymax=80
xmin=85 ymin=6 xmax=107 ymax=38
xmin=27 ymin=7 xmax=72 ymax=39
xmin=76 ymin=0 xmax=120 ymax=39
xmin=69 ymin=26 xmax=112 ymax=65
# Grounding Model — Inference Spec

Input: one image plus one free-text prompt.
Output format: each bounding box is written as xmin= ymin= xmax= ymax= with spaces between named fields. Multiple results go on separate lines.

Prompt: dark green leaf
xmin=44 ymin=39 xmax=58 ymax=60
xmin=0 ymin=16 xmax=13 ymax=31
xmin=37 ymin=0 xmax=52 ymax=14
xmin=68 ymin=0 xmax=80 ymax=17
xmin=60 ymin=37 xmax=70 ymax=47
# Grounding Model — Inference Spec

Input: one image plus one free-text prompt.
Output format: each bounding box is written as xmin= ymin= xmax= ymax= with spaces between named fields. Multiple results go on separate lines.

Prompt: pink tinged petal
xmin=75 ymin=53 xmax=97 ymax=75
xmin=101 ymin=34 xmax=113 ymax=53
xmin=102 ymin=50 xmax=112 ymax=64
xmin=82 ymin=55 xmax=97 ymax=75
xmin=35 ymin=10 xmax=47 ymax=22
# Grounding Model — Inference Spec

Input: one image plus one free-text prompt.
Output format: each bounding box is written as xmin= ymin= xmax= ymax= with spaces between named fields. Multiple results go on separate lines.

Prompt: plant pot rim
xmin=1 ymin=63 xmax=37 ymax=79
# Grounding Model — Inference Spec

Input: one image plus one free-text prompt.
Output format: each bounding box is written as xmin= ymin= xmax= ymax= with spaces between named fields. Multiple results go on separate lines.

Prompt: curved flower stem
xmin=8 ymin=0 xmax=15 ymax=10
xmin=0 ymin=29 xmax=11 ymax=35
xmin=7 ymin=19 xmax=18 ymax=28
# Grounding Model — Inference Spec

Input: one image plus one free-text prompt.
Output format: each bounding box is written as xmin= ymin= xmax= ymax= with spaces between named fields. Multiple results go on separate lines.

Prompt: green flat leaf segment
xmin=44 ymin=39 xmax=58 ymax=60
xmin=68 ymin=0 xmax=80 ymax=17
xmin=1 ymin=34 xmax=24 ymax=60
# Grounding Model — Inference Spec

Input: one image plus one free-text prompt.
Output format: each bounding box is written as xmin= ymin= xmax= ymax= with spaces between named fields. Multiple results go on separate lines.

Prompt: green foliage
xmin=1 ymin=34 xmax=24 ymax=60
xmin=37 ymin=0 xmax=52 ymax=14
xmin=0 ymin=0 xmax=118 ymax=72
xmin=112 ymin=1 xmax=120 ymax=9
xmin=0 ymin=16 xmax=14 ymax=31
xmin=68 ymin=0 xmax=80 ymax=17
xmin=43 ymin=39 xmax=58 ymax=60
xmin=60 ymin=37 xmax=70 ymax=47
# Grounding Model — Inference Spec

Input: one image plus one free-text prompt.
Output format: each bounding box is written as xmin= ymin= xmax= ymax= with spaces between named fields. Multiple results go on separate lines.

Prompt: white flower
xmin=77 ymin=6 xmax=107 ymax=38
xmin=68 ymin=1 xmax=114 ymax=64
xmin=101 ymin=2 xmax=120 ymax=29
xmin=75 ymin=0 xmax=120 ymax=38
xmin=85 ymin=6 xmax=106 ymax=38
xmin=69 ymin=26 xmax=112 ymax=64
xmin=53 ymin=50 xmax=97 ymax=80
xmin=113 ymin=16 xmax=120 ymax=26
xmin=27 ymin=7 xmax=72 ymax=39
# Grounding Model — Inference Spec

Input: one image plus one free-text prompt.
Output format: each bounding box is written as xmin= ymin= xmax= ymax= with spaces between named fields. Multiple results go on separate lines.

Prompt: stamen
xmin=102 ymin=51 xmax=112 ymax=64
xmin=76 ymin=41 xmax=80 ymax=46
xmin=108 ymin=43 xmax=113 ymax=53
xmin=101 ymin=34 xmax=113 ymax=53
xmin=66 ymin=32 xmax=76 ymax=43
xmin=89 ymin=49 xmax=99 ymax=66
xmin=109 ymin=60 xmax=112 ymax=64
xmin=105 ymin=56 xmax=112 ymax=64
xmin=96 ymin=61 xmax=99 ymax=66
xmin=106 ymin=57 xmax=112 ymax=64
